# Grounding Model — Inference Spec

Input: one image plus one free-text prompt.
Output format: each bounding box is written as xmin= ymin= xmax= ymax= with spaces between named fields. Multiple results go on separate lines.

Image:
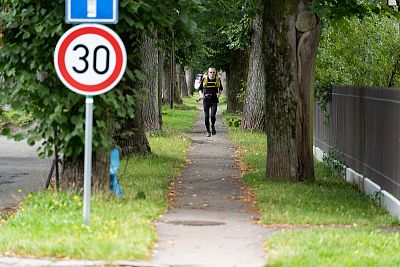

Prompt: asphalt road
xmin=0 ymin=136 xmax=51 ymax=210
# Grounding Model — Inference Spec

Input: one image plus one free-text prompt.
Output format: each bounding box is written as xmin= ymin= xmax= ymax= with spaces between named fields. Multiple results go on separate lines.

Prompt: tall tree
xmin=185 ymin=66 xmax=195 ymax=96
xmin=262 ymin=0 xmax=387 ymax=181
xmin=242 ymin=0 xmax=265 ymax=131
xmin=162 ymin=55 xmax=173 ymax=104
xmin=226 ymin=49 xmax=249 ymax=113
xmin=141 ymin=31 xmax=162 ymax=131
xmin=177 ymin=63 xmax=188 ymax=97
xmin=263 ymin=0 xmax=320 ymax=181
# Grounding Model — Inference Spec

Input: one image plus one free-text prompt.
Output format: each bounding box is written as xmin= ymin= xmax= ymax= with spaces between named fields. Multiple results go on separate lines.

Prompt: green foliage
xmin=0 ymin=106 xmax=5 ymax=122
xmin=183 ymin=0 xmax=252 ymax=71
xmin=311 ymin=0 xmax=383 ymax=20
xmin=321 ymin=146 xmax=345 ymax=179
xmin=236 ymin=79 xmax=247 ymax=104
xmin=225 ymin=113 xmax=242 ymax=128
xmin=315 ymin=14 xmax=400 ymax=111
xmin=225 ymin=17 xmax=252 ymax=50
xmin=0 ymin=0 xmax=201 ymax=158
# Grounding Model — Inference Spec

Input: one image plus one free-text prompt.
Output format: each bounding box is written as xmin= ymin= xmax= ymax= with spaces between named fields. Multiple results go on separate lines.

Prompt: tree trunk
xmin=141 ymin=32 xmax=161 ymax=131
xmin=174 ymin=63 xmax=183 ymax=104
xmin=177 ymin=64 xmax=188 ymax=97
xmin=158 ymin=51 xmax=164 ymax=128
xmin=163 ymin=56 xmax=172 ymax=104
xmin=263 ymin=0 xmax=319 ymax=181
xmin=61 ymin=150 xmax=109 ymax=192
xmin=221 ymin=71 xmax=227 ymax=96
xmin=242 ymin=0 xmax=265 ymax=132
xmin=226 ymin=49 xmax=248 ymax=113
xmin=114 ymin=31 xmax=152 ymax=156
xmin=185 ymin=66 xmax=194 ymax=96
xmin=115 ymin=98 xmax=151 ymax=156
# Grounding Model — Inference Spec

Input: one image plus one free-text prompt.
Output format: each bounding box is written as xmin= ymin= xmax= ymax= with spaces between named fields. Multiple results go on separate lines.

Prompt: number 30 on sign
xmin=54 ymin=24 xmax=126 ymax=96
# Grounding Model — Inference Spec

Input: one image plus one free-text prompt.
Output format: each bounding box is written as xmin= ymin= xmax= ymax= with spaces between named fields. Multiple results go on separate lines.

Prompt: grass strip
xmin=225 ymin=118 xmax=400 ymax=266
xmin=0 ymin=96 xmax=198 ymax=260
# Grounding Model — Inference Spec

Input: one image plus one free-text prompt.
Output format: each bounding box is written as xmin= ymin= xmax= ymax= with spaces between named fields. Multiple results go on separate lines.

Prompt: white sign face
xmin=54 ymin=24 xmax=126 ymax=95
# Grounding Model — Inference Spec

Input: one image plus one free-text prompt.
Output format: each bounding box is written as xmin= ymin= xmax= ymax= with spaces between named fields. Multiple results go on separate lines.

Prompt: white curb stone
xmin=380 ymin=190 xmax=400 ymax=221
xmin=363 ymin=178 xmax=381 ymax=203
xmin=345 ymin=168 xmax=360 ymax=185
xmin=314 ymin=146 xmax=324 ymax=162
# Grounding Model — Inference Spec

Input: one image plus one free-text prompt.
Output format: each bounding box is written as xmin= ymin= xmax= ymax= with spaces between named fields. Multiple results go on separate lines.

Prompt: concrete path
xmin=0 ymin=136 xmax=51 ymax=210
xmin=0 ymin=108 xmax=273 ymax=267
xmin=150 ymin=108 xmax=272 ymax=267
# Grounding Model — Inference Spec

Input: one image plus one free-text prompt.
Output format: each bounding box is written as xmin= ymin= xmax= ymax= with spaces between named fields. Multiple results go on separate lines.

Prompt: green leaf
xmin=35 ymin=24 xmax=44 ymax=33
xmin=1 ymin=127 xmax=11 ymax=136
xmin=13 ymin=133 xmax=24 ymax=141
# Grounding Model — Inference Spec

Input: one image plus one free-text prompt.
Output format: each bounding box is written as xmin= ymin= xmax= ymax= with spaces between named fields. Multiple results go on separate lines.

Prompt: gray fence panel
xmin=335 ymin=86 xmax=347 ymax=154
xmin=380 ymin=89 xmax=400 ymax=197
xmin=364 ymin=87 xmax=384 ymax=187
xmin=314 ymin=85 xmax=400 ymax=199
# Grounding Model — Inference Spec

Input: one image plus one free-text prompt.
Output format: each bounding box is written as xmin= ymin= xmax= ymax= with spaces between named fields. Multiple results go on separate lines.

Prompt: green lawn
xmin=225 ymin=123 xmax=400 ymax=266
xmin=0 ymin=96 xmax=198 ymax=260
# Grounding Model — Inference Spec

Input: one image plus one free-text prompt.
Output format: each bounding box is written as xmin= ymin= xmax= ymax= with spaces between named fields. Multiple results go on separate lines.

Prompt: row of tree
xmin=0 ymin=0 xmax=398 ymax=192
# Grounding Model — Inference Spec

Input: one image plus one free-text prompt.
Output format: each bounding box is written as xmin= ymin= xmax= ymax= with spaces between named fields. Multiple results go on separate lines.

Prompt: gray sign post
xmin=83 ymin=96 xmax=93 ymax=224
xmin=54 ymin=24 xmax=126 ymax=225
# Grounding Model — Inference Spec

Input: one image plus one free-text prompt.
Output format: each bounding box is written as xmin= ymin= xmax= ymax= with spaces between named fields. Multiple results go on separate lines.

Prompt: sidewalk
xmin=0 ymin=107 xmax=273 ymax=267
xmin=150 ymin=108 xmax=272 ymax=266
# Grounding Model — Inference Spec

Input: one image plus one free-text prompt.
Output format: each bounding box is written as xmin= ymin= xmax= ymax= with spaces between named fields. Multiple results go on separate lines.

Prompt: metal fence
xmin=314 ymin=85 xmax=400 ymax=199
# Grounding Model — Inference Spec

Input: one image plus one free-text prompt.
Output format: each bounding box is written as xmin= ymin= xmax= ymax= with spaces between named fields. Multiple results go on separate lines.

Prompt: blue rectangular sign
xmin=66 ymin=0 xmax=118 ymax=24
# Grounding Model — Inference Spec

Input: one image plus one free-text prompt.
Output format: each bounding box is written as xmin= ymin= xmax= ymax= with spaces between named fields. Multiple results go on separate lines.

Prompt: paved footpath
xmin=0 ymin=108 xmax=273 ymax=267
xmin=150 ymin=108 xmax=272 ymax=267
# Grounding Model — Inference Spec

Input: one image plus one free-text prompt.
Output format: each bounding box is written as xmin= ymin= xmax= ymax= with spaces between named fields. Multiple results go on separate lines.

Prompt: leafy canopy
xmin=0 ymin=0 xmax=202 ymax=158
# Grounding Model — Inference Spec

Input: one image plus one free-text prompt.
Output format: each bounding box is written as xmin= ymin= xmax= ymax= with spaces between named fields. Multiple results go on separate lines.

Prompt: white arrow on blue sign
xmin=66 ymin=0 xmax=118 ymax=24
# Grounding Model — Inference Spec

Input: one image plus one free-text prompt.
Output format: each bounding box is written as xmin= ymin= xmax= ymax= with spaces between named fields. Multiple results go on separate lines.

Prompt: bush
xmin=315 ymin=14 xmax=400 ymax=111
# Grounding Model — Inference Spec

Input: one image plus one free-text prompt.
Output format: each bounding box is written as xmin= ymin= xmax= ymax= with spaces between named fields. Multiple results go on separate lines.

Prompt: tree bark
xmin=242 ymin=0 xmax=265 ymax=132
xmin=263 ymin=0 xmax=319 ymax=181
xmin=158 ymin=51 xmax=164 ymax=128
xmin=221 ymin=71 xmax=227 ymax=96
xmin=177 ymin=64 xmax=188 ymax=97
xmin=115 ymin=97 xmax=151 ymax=156
xmin=163 ymin=56 xmax=172 ymax=104
xmin=114 ymin=31 xmax=152 ymax=156
xmin=185 ymin=66 xmax=194 ymax=96
xmin=141 ymin=32 xmax=161 ymax=131
xmin=226 ymin=49 xmax=248 ymax=113
xmin=61 ymin=150 xmax=109 ymax=192
xmin=174 ymin=63 xmax=183 ymax=104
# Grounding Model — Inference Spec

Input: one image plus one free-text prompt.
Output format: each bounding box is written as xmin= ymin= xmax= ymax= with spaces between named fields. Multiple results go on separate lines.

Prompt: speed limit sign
xmin=54 ymin=24 xmax=126 ymax=95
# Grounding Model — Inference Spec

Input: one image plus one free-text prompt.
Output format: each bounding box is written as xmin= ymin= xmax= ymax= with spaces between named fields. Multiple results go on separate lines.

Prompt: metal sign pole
xmin=83 ymin=96 xmax=93 ymax=225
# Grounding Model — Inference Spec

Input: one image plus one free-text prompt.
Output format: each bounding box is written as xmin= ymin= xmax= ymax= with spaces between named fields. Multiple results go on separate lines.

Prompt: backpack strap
xmin=203 ymin=76 xmax=221 ymax=90
xmin=202 ymin=76 xmax=208 ymax=89
xmin=216 ymin=76 xmax=221 ymax=91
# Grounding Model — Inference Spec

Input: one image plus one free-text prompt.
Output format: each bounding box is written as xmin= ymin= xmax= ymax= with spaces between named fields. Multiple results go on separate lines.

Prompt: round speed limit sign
xmin=54 ymin=24 xmax=127 ymax=96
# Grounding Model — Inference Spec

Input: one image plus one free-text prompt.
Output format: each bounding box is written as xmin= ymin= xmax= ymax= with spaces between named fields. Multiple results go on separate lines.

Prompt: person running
xmin=198 ymin=67 xmax=223 ymax=137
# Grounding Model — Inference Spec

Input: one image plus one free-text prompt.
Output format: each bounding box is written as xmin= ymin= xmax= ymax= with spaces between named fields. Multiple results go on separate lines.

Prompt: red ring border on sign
xmin=54 ymin=24 xmax=126 ymax=96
